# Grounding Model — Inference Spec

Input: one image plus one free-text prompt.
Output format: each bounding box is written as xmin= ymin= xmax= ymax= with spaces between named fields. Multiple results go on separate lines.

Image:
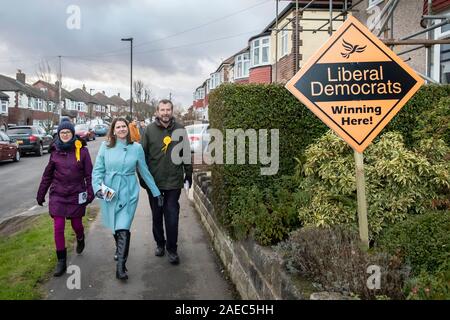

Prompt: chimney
xmin=118 ymin=92 xmax=120 ymax=97
xmin=16 ymin=70 xmax=25 ymax=84
xmin=102 ymin=90 xmax=105 ymax=95
xmin=82 ymin=84 xmax=86 ymax=91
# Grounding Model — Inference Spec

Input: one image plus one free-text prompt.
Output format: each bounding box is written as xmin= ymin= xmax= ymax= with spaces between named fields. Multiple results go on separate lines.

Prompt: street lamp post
xmin=121 ymin=37 xmax=133 ymax=119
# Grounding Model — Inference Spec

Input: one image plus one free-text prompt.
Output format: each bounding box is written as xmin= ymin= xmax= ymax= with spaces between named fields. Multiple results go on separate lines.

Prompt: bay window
xmin=234 ymin=53 xmax=250 ymax=79
xmin=251 ymin=36 xmax=270 ymax=67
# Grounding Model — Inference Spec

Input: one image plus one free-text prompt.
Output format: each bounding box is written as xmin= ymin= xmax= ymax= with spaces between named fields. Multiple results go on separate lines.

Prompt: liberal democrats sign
xmin=286 ymin=16 xmax=424 ymax=153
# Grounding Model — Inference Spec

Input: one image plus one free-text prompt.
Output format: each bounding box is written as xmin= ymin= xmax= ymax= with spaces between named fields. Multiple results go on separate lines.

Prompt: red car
xmin=0 ymin=131 xmax=20 ymax=162
xmin=75 ymin=124 xmax=96 ymax=141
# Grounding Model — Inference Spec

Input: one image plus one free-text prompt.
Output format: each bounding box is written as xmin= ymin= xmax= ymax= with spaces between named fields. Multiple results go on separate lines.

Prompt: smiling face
xmin=59 ymin=129 xmax=73 ymax=143
xmin=157 ymin=102 xmax=173 ymax=124
xmin=114 ymin=120 xmax=129 ymax=140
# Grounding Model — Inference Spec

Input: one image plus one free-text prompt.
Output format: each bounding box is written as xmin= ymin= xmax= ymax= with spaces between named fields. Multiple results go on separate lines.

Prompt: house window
xmin=281 ymin=30 xmax=289 ymax=57
xmin=368 ymin=0 xmax=384 ymax=9
xmin=37 ymin=99 xmax=43 ymax=111
xmin=0 ymin=100 xmax=7 ymax=114
xmin=251 ymin=36 xmax=270 ymax=67
xmin=235 ymin=53 xmax=250 ymax=79
xmin=210 ymin=72 xmax=221 ymax=90
xmin=432 ymin=18 xmax=450 ymax=84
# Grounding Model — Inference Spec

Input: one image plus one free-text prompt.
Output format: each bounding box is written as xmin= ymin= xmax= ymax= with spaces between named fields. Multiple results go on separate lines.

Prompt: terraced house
xmin=0 ymin=71 xmax=57 ymax=130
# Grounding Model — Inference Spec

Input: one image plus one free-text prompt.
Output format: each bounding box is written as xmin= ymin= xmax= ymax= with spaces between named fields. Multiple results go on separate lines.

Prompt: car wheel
xmin=13 ymin=150 xmax=20 ymax=162
xmin=36 ymin=144 xmax=43 ymax=157
xmin=93 ymin=135 xmax=96 ymax=140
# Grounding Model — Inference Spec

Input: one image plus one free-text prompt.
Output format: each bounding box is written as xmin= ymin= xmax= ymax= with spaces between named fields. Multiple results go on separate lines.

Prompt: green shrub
xmin=376 ymin=210 xmax=450 ymax=274
xmin=413 ymin=96 xmax=450 ymax=147
xmin=295 ymin=131 xmax=450 ymax=238
xmin=277 ymin=226 xmax=409 ymax=299
xmin=384 ymin=85 xmax=450 ymax=147
xmin=228 ymin=176 xmax=301 ymax=245
xmin=405 ymin=260 xmax=450 ymax=300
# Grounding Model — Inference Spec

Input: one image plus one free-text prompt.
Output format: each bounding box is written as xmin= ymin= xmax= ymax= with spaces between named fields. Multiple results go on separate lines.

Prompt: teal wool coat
xmin=92 ymin=140 xmax=161 ymax=233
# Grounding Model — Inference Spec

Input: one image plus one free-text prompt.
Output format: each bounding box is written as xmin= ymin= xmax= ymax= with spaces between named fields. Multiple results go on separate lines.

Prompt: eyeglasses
xmin=60 ymin=131 xmax=72 ymax=135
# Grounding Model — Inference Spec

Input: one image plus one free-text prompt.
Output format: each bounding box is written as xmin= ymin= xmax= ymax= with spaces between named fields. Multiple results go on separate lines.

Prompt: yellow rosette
xmin=161 ymin=136 xmax=172 ymax=153
xmin=75 ymin=140 xmax=82 ymax=162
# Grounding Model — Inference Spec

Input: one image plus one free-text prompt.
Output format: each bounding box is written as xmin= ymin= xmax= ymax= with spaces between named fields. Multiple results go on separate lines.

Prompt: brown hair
xmin=107 ymin=117 xmax=133 ymax=148
xmin=157 ymin=99 xmax=173 ymax=111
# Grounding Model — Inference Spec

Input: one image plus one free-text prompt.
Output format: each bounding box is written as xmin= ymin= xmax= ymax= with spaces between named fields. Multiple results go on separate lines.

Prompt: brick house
xmin=109 ymin=93 xmax=129 ymax=118
xmin=93 ymin=91 xmax=115 ymax=121
xmin=266 ymin=0 xmax=348 ymax=83
xmin=0 ymin=91 xmax=9 ymax=131
xmin=230 ymin=47 xmax=250 ymax=84
xmin=70 ymin=87 xmax=103 ymax=121
xmin=32 ymin=80 xmax=83 ymax=123
xmin=352 ymin=0 xmax=449 ymax=84
xmin=0 ymin=71 xmax=57 ymax=129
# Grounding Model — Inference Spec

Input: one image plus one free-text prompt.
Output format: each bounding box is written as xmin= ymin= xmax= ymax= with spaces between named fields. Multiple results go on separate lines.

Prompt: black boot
xmin=54 ymin=249 xmax=67 ymax=277
xmin=76 ymin=236 xmax=85 ymax=254
xmin=116 ymin=230 xmax=130 ymax=280
xmin=113 ymin=233 xmax=118 ymax=261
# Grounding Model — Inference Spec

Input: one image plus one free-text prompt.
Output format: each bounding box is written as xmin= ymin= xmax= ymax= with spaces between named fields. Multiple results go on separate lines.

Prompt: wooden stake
xmin=354 ymin=150 xmax=369 ymax=249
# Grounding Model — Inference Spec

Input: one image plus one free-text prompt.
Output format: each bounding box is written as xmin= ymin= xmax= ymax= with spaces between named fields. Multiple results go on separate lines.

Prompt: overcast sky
xmin=0 ymin=0 xmax=288 ymax=110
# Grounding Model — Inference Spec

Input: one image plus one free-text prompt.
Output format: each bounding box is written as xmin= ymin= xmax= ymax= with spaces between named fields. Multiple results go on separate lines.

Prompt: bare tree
xmin=132 ymin=80 xmax=155 ymax=120
xmin=133 ymin=80 xmax=151 ymax=104
xmin=36 ymin=59 xmax=53 ymax=84
xmin=35 ymin=59 xmax=57 ymax=132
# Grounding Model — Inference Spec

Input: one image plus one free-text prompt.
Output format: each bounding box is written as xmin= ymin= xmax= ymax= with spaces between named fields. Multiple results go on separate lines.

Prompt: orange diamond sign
xmin=285 ymin=16 xmax=424 ymax=153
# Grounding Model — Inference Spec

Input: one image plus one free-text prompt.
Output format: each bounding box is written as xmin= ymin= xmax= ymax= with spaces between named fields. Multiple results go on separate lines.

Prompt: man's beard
xmin=160 ymin=116 xmax=171 ymax=123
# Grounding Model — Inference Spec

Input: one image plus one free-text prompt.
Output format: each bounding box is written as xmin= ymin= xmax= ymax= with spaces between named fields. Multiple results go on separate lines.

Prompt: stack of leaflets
xmin=101 ymin=183 xmax=116 ymax=202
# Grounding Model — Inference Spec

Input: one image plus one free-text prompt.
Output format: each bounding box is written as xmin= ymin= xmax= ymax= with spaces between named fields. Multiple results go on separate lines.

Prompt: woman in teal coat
xmin=92 ymin=117 xmax=163 ymax=280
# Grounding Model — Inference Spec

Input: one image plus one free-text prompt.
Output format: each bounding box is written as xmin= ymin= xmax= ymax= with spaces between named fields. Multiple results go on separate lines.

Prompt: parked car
xmin=51 ymin=125 xmax=59 ymax=138
xmin=93 ymin=124 xmax=108 ymax=137
xmin=6 ymin=126 xmax=53 ymax=156
xmin=185 ymin=123 xmax=210 ymax=154
xmin=75 ymin=124 xmax=96 ymax=141
xmin=0 ymin=131 xmax=20 ymax=162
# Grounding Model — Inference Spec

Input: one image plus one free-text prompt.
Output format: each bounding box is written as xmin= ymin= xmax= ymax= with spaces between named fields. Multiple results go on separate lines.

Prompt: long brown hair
xmin=107 ymin=117 xmax=133 ymax=148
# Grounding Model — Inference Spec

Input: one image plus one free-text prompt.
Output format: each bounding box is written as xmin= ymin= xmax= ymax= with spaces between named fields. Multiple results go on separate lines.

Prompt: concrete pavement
xmin=45 ymin=186 xmax=236 ymax=300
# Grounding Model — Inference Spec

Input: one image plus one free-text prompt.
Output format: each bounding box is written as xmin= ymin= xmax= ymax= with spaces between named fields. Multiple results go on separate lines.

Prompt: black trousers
xmin=148 ymin=189 xmax=181 ymax=254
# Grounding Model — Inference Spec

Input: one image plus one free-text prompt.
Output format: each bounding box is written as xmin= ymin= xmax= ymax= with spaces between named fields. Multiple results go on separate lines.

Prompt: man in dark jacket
xmin=141 ymin=99 xmax=192 ymax=264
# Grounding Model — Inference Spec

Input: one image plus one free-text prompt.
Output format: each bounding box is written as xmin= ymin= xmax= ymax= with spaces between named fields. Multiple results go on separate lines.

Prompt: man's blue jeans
xmin=148 ymin=189 xmax=181 ymax=254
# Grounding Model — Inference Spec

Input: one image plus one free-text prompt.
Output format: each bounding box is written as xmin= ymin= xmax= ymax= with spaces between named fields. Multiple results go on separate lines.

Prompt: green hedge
xmin=376 ymin=210 xmax=450 ymax=275
xmin=208 ymin=83 xmax=328 ymax=230
xmin=384 ymin=85 xmax=450 ymax=147
xmin=208 ymin=83 xmax=450 ymax=242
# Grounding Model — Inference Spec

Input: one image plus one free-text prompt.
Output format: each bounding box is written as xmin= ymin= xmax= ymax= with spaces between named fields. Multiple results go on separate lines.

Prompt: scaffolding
xmin=272 ymin=0 xmax=450 ymax=83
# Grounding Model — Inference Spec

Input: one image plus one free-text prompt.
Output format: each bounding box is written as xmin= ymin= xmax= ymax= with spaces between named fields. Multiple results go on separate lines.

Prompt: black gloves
xmin=36 ymin=197 xmax=45 ymax=206
xmin=184 ymin=173 xmax=192 ymax=189
xmin=157 ymin=195 xmax=164 ymax=207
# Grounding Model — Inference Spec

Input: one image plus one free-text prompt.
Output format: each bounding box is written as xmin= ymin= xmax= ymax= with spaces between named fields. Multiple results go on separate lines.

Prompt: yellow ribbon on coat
xmin=75 ymin=140 xmax=82 ymax=161
xmin=161 ymin=136 xmax=172 ymax=153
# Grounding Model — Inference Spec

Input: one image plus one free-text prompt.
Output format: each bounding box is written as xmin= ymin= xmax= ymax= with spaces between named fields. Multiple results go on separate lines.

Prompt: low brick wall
xmin=192 ymin=172 xmax=315 ymax=300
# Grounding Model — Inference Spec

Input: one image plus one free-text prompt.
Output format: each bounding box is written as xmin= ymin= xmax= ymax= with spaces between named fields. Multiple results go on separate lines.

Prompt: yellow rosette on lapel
xmin=161 ymin=136 xmax=172 ymax=153
xmin=75 ymin=140 xmax=82 ymax=161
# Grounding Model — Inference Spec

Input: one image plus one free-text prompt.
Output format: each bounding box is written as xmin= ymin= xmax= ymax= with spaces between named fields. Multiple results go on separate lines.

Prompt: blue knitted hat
xmin=57 ymin=118 xmax=75 ymax=136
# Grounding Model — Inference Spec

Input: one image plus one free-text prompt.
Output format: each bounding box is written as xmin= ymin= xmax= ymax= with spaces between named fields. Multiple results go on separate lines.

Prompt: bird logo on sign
xmin=341 ymin=39 xmax=367 ymax=59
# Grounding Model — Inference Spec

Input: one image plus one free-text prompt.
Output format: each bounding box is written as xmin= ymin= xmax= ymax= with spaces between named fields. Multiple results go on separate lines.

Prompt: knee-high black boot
xmin=54 ymin=248 xmax=67 ymax=277
xmin=113 ymin=233 xmax=118 ymax=261
xmin=116 ymin=230 xmax=130 ymax=280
